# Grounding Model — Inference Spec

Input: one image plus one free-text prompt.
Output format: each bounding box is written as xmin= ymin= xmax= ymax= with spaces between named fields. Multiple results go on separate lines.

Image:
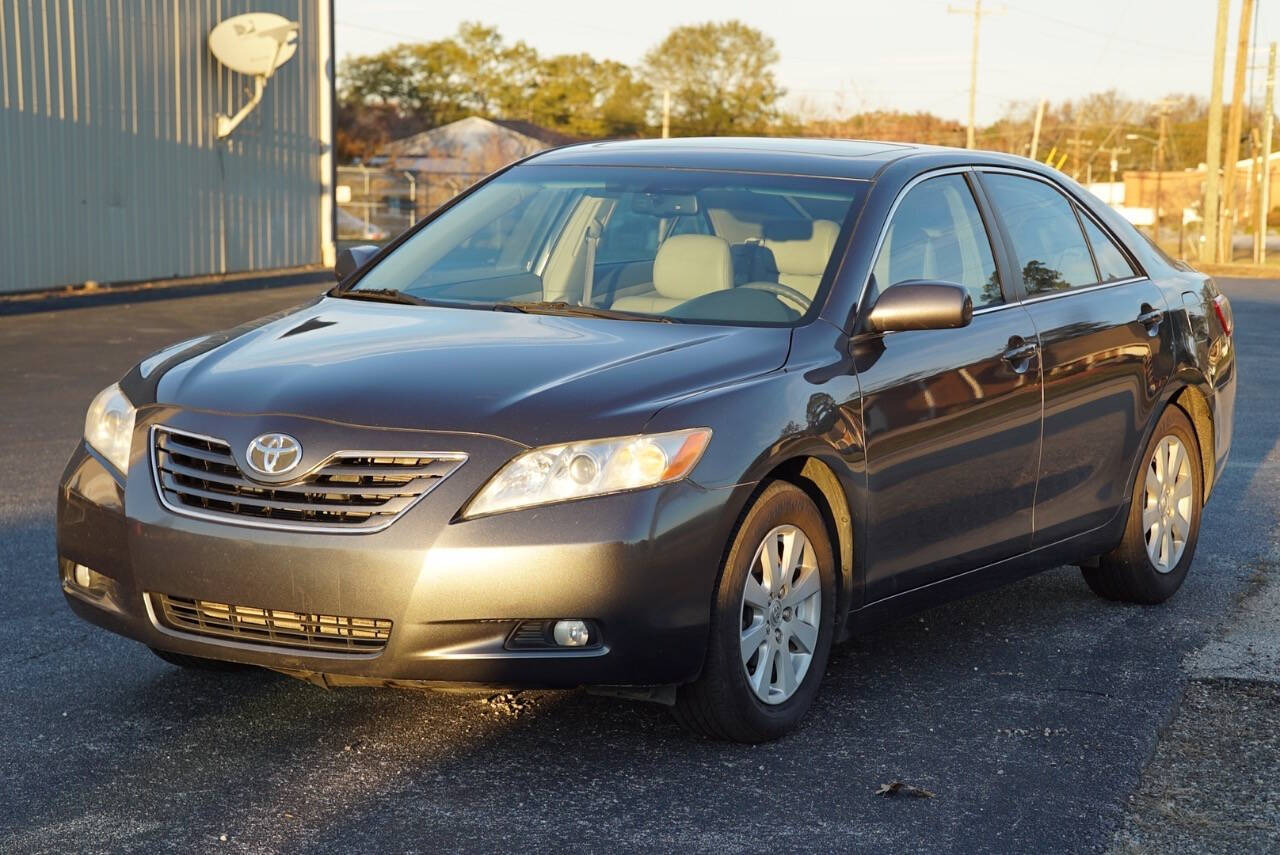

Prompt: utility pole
xmin=949 ymin=1 xmax=1003 ymax=149
xmin=1156 ymin=105 xmax=1169 ymax=243
xmin=1257 ymin=42 xmax=1275 ymax=264
xmin=1204 ymin=0 xmax=1232 ymax=263
xmin=1029 ymin=98 xmax=1046 ymax=160
xmin=1221 ymin=0 xmax=1256 ymax=261
xmin=1066 ymin=97 xmax=1090 ymax=180
xmin=1065 ymin=127 xmax=1093 ymax=180
xmin=661 ymin=88 xmax=671 ymax=139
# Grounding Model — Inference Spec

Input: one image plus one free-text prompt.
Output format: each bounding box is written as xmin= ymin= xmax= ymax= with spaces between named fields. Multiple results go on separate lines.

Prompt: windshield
xmin=346 ymin=165 xmax=866 ymax=326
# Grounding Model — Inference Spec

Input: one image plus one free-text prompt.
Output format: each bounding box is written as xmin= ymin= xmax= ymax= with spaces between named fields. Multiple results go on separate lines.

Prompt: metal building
xmin=0 ymin=0 xmax=334 ymax=293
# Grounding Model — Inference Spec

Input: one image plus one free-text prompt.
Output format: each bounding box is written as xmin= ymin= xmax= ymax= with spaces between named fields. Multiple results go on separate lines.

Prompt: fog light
xmin=66 ymin=561 xmax=111 ymax=597
xmin=552 ymin=619 xmax=591 ymax=647
xmin=73 ymin=564 xmax=93 ymax=588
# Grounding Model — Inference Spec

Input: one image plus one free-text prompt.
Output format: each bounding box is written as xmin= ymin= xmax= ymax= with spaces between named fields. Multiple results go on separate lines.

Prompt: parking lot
xmin=1 ymin=277 xmax=1276 ymax=853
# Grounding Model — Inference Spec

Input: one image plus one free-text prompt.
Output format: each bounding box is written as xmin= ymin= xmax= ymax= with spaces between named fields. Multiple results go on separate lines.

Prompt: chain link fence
xmin=336 ymin=166 xmax=487 ymax=249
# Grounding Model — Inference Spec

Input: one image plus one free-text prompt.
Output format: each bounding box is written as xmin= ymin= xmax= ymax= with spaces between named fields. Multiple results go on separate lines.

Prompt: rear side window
xmin=1078 ymin=210 xmax=1138 ymax=282
xmin=871 ymin=174 xmax=1003 ymax=308
xmin=982 ymin=173 xmax=1096 ymax=295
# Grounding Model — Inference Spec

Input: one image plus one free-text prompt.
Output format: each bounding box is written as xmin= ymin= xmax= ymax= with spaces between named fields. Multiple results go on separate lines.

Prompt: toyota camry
xmin=58 ymin=138 xmax=1236 ymax=742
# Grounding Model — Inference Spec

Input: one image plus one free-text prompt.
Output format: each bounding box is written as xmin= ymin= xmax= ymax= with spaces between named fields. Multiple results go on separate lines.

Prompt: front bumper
xmin=57 ymin=408 xmax=752 ymax=689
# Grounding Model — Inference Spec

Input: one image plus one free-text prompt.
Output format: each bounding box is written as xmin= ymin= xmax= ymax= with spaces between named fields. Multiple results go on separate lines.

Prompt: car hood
xmin=152 ymin=297 xmax=792 ymax=446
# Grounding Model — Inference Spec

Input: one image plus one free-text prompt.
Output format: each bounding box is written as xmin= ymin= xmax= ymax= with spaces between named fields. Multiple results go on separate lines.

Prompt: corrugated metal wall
xmin=0 ymin=0 xmax=326 ymax=292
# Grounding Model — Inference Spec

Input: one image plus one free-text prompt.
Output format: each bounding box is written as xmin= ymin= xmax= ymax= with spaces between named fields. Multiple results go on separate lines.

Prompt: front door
xmin=855 ymin=172 xmax=1044 ymax=603
xmin=977 ymin=170 xmax=1176 ymax=545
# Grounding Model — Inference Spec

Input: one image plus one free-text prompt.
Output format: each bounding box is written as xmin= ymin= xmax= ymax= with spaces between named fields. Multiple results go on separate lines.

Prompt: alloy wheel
xmin=739 ymin=524 xmax=822 ymax=704
xmin=1143 ymin=435 xmax=1194 ymax=573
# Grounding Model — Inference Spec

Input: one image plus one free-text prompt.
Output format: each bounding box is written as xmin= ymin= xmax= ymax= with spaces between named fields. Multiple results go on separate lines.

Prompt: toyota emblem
xmin=245 ymin=432 xmax=302 ymax=476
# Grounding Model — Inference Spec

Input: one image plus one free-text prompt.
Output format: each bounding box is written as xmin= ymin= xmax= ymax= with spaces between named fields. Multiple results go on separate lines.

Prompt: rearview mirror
xmin=631 ymin=193 xmax=699 ymax=217
xmin=865 ymin=281 xmax=973 ymax=333
xmin=334 ymin=245 xmax=379 ymax=282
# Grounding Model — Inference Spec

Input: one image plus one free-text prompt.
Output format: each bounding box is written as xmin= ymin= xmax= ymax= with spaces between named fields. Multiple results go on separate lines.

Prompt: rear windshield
xmin=347 ymin=165 xmax=866 ymax=326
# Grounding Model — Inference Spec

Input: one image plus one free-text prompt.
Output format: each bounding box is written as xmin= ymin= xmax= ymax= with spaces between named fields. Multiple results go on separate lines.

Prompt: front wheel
xmin=1082 ymin=406 xmax=1203 ymax=604
xmin=673 ymin=481 xmax=836 ymax=742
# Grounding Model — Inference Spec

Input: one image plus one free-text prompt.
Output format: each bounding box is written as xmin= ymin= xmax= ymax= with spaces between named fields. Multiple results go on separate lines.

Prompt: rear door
xmin=977 ymin=169 xmax=1175 ymax=545
xmin=856 ymin=170 xmax=1043 ymax=602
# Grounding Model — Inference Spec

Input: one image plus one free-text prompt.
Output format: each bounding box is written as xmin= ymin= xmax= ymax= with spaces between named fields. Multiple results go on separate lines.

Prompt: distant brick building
xmin=1123 ymin=153 xmax=1280 ymax=222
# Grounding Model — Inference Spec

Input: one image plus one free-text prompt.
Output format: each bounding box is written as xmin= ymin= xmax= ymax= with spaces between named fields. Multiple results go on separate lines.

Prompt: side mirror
xmin=334 ymin=245 xmax=379 ymax=282
xmin=865 ymin=280 xmax=973 ymax=333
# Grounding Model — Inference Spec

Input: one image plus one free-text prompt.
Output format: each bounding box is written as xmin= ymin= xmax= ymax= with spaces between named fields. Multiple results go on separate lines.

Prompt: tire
xmin=1082 ymin=406 xmax=1202 ymax=604
xmin=673 ymin=481 xmax=837 ymax=742
xmin=150 ymin=647 xmax=250 ymax=671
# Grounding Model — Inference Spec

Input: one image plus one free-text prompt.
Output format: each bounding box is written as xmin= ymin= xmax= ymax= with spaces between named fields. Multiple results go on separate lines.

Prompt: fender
xmin=645 ymin=319 xmax=868 ymax=628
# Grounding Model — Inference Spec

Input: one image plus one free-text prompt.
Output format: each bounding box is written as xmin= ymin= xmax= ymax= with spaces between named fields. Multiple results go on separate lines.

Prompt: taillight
xmin=1212 ymin=294 xmax=1233 ymax=337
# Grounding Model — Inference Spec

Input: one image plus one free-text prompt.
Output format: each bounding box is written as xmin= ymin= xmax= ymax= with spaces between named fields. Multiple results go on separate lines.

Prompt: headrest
xmin=653 ymin=234 xmax=734 ymax=300
xmin=763 ymin=219 xmax=841 ymax=276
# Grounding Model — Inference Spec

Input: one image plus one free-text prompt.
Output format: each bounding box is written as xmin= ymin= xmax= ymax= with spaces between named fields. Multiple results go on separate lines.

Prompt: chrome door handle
xmin=1137 ymin=307 xmax=1165 ymax=334
xmin=1001 ymin=340 xmax=1039 ymax=373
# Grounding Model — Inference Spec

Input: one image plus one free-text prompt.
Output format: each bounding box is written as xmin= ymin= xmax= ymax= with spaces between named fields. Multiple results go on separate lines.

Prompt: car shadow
xmin=3 ymin=554 xmax=1220 ymax=852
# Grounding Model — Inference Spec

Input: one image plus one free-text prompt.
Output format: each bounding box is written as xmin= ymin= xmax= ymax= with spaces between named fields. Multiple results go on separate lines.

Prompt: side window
xmin=871 ymin=174 xmax=1003 ymax=308
xmin=1078 ymin=209 xmax=1138 ymax=282
xmin=981 ymin=173 xmax=1097 ymax=295
xmin=596 ymin=195 xmax=660 ymax=265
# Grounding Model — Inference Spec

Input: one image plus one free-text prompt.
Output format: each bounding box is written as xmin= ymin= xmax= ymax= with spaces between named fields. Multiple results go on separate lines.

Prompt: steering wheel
xmin=742 ymin=281 xmax=811 ymax=312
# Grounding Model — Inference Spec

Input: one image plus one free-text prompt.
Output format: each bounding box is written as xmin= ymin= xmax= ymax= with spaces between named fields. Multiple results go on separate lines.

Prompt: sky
xmin=335 ymin=0 xmax=1279 ymax=125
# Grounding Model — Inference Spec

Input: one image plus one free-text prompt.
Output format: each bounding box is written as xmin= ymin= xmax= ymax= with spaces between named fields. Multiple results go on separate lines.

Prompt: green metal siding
xmin=0 ymin=0 xmax=325 ymax=292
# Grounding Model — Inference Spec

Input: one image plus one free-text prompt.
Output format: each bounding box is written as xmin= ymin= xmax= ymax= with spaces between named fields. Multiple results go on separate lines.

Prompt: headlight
xmin=84 ymin=383 xmax=136 ymax=476
xmin=463 ymin=428 xmax=712 ymax=518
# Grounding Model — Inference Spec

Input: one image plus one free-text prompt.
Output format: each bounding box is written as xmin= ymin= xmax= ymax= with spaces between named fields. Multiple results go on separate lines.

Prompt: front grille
xmin=151 ymin=426 xmax=465 ymax=532
xmin=153 ymin=593 xmax=392 ymax=654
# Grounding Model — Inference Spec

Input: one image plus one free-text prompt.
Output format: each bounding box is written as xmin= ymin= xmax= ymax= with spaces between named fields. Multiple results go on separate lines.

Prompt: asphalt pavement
xmin=0 ymin=278 xmax=1276 ymax=853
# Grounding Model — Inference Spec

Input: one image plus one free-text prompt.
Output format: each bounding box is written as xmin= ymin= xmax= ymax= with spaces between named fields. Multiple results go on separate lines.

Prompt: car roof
xmin=526 ymin=137 xmax=1042 ymax=181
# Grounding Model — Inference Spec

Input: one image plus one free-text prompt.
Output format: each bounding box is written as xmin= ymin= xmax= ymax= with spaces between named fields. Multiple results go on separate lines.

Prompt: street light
xmin=1125 ymin=133 xmax=1159 ymax=161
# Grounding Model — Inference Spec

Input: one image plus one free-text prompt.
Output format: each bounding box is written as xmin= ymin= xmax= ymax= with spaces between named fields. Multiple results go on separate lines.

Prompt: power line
xmin=337 ymin=21 xmax=424 ymax=40
xmin=1002 ymin=4 xmax=1209 ymax=57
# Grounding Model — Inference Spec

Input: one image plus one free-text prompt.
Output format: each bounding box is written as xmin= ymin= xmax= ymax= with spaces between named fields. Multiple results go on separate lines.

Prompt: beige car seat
xmin=757 ymin=219 xmax=840 ymax=300
xmin=611 ymin=234 xmax=733 ymax=314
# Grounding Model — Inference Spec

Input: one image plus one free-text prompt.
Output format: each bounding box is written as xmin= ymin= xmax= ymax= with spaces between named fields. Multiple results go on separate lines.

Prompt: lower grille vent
xmin=153 ymin=593 xmax=391 ymax=654
xmin=507 ymin=620 xmax=557 ymax=649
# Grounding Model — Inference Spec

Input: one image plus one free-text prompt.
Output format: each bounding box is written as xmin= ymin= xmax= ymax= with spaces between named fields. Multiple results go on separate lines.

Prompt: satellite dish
xmin=209 ymin=13 xmax=298 ymax=77
xmin=209 ymin=12 xmax=300 ymax=139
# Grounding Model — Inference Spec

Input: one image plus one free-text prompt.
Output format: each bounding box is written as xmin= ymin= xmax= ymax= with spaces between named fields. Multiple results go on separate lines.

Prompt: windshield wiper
xmin=492 ymin=301 xmax=676 ymax=323
xmin=334 ymin=291 xmax=676 ymax=322
xmin=334 ymin=288 xmax=430 ymax=307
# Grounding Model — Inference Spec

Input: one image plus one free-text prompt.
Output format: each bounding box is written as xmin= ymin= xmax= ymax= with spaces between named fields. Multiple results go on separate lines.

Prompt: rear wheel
xmin=150 ymin=647 xmax=250 ymax=671
xmin=673 ymin=481 xmax=836 ymax=742
xmin=1082 ymin=406 xmax=1202 ymax=604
